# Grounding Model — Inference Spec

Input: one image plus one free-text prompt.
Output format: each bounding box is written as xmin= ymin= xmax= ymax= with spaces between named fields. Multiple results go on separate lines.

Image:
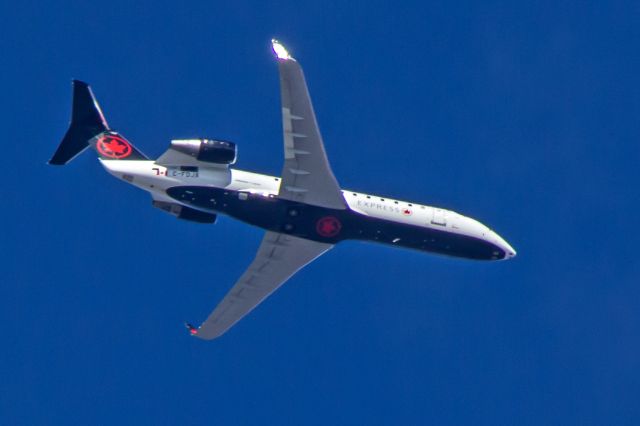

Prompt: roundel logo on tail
xmin=97 ymin=134 xmax=132 ymax=159
xmin=316 ymin=216 xmax=342 ymax=238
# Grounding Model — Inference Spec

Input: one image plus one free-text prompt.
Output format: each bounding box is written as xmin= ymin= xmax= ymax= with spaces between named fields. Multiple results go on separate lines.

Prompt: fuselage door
xmin=431 ymin=208 xmax=447 ymax=226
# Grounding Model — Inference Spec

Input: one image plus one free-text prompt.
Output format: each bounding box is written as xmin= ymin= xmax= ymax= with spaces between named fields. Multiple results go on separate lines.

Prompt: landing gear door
xmin=431 ymin=208 xmax=447 ymax=226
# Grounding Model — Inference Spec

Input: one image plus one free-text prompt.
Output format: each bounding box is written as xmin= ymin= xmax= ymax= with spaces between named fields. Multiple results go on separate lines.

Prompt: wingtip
xmin=271 ymin=38 xmax=294 ymax=61
xmin=184 ymin=322 xmax=199 ymax=336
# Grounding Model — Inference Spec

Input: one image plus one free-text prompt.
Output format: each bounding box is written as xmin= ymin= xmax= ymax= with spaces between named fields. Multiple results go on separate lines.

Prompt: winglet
xmin=271 ymin=39 xmax=295 ymax=61
xmin=184 ymin=322 xmax=198 ymax=336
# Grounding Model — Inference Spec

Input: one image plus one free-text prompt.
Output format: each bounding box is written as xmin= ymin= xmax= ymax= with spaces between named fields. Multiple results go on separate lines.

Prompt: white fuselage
xmin=100 ymin=159 xmax=516 ymax=260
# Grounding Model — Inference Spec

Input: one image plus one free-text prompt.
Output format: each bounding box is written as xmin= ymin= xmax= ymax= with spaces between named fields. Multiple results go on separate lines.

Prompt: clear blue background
xmin=1 ymin=1 xmax=638 ymax=424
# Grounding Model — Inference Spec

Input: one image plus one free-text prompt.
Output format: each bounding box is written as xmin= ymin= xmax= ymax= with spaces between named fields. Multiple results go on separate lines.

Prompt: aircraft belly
xmin=165 ymin=186 xmax=503 ymax=260
xmin=166 ymin=186 xmax=342 ymax=241
xmin=104 ymin=163 xmax=496 ymax=259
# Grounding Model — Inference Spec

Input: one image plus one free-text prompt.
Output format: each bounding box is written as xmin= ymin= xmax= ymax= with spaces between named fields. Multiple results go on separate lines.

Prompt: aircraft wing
xmin=190 ymin=231 xmax=333 ymax=340
xmin=273 ymin=40 xmax=347 ymax=210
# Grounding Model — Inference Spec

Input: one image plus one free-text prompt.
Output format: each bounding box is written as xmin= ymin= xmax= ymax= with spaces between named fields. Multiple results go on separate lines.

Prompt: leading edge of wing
xmin=190 ymin=231 xmax=333 ymax=340
xmin=272 ymin=40 xmax=347 ymax=210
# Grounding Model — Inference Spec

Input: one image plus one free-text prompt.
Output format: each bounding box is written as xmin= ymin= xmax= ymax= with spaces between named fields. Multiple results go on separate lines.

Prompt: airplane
xmin=49 ymin=40 xmax=516 ymax=340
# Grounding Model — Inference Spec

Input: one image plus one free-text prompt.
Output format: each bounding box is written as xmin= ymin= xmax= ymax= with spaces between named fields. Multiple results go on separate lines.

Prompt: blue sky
xmin=1 ymin=1 xmax=638 ymax=424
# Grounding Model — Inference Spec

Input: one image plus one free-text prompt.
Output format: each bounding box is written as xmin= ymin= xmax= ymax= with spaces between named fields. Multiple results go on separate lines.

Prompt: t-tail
xmin=49 ymin=80 xmax=148 ymax=165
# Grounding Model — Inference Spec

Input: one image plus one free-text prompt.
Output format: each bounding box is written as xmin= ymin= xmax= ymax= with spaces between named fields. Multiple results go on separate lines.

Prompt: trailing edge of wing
xmin=273 ymin=40 xmax=347 ymax=210
xmin=191 ymin=231 xmax=333 ymax=340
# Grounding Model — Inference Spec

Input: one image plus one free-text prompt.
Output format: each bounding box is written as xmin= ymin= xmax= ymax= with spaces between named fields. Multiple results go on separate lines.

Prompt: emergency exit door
xmin=431 ymin=208 xmax=447 ymax=226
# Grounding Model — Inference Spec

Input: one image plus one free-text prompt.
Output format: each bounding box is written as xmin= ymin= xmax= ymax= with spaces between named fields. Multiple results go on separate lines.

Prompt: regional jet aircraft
xmin=50 ymin=40 xmax=516 ymax=340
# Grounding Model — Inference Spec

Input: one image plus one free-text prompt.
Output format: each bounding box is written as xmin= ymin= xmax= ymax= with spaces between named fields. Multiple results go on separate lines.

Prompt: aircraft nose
xmin=494 ymin=232 xmax=516 ymax=260
xmin=455 ymin=214 xmax=516 ymax=260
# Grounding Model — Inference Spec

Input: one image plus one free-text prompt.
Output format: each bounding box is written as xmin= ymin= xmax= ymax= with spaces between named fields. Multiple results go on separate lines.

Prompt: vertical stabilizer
xmin=50 ymin=80 xmax=147 ymax=164
xmin=49 ymin=80 xmax=110 ymax=165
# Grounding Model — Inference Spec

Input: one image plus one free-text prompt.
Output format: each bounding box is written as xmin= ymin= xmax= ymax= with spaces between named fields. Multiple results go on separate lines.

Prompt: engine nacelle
xmin=170 ymin=139 xmax=237 ymax=165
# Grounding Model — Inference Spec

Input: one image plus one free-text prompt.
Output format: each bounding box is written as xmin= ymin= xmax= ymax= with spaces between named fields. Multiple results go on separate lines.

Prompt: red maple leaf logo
xmin=97 ymin=135 xmax=132 ymax=159
xmin=103 ymin=139 xmax=128 ymax=154
xmin=316 ymin=216 xmax=342 ymax=237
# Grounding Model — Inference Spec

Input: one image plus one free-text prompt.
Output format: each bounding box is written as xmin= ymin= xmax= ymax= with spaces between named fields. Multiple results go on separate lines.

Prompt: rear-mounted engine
xmin=170 ymin=139 xmax=237 ymax=165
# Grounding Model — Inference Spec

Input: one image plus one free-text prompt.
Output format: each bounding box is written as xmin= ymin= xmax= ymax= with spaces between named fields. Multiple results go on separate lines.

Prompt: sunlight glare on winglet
xmin=271 ymin=39 xmax=293 ymax=60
